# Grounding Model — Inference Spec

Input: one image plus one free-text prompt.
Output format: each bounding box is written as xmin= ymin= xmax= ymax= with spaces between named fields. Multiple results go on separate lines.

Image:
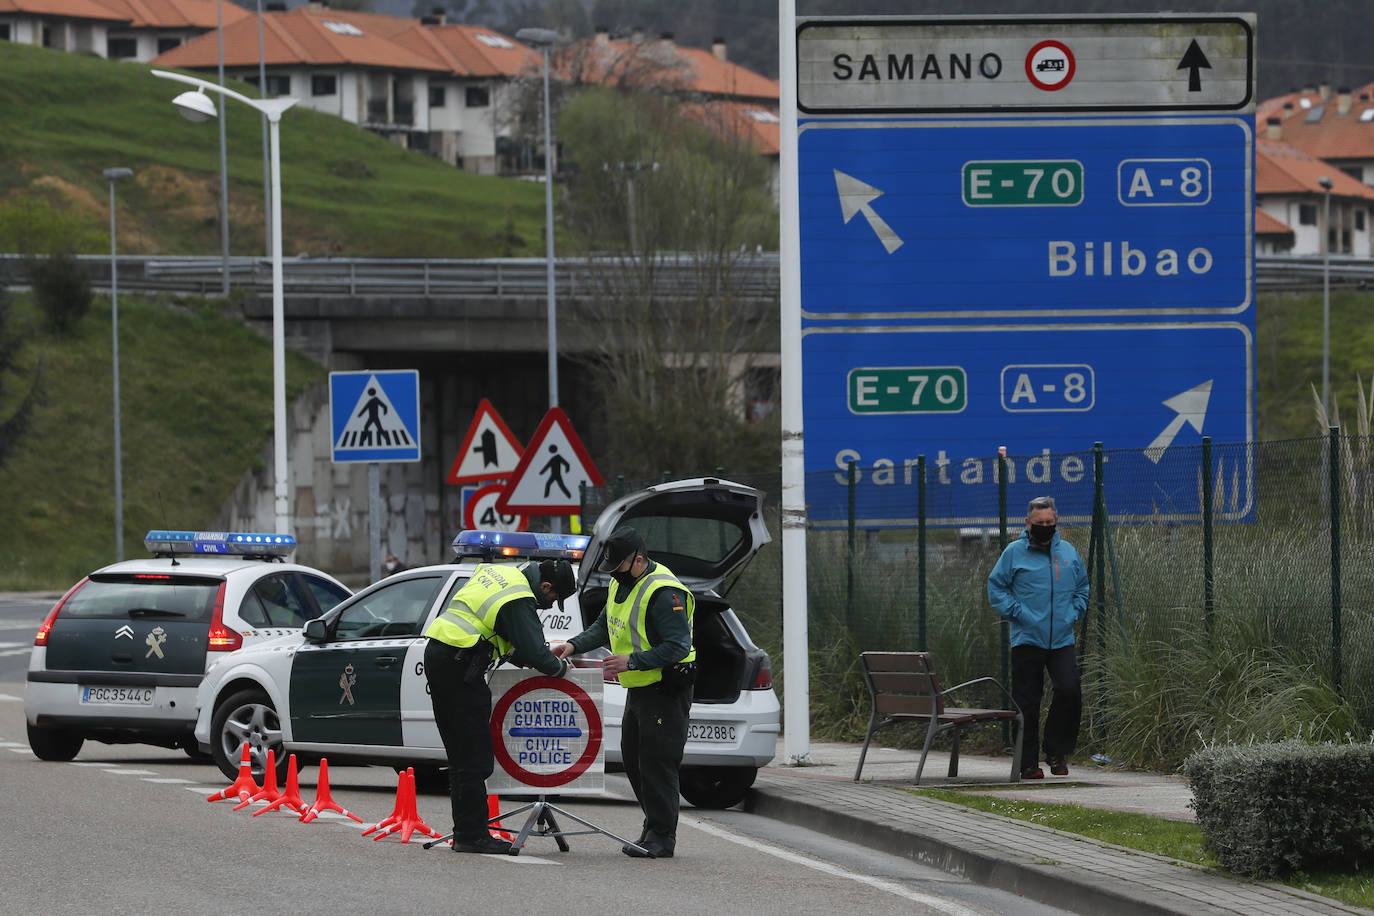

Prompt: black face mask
xmin=611 ymin=569 xmax=638 ymax=590
xmin=1029 ymin=524 xmax=1056 ymax=545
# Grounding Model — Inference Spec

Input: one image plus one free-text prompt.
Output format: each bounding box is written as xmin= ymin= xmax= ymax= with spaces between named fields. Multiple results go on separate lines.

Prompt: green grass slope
xmin=0 ymin=41 xmax=548 ymax=257
xmin=0 ymin=291 xmax=326 ymax=589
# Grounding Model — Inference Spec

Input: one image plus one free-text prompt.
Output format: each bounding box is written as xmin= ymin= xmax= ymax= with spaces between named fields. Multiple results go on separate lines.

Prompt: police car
xmin=24 ymin=531 xmax=352 ymax=762
xmin=193 ymin=478 xmax=780 ymax=809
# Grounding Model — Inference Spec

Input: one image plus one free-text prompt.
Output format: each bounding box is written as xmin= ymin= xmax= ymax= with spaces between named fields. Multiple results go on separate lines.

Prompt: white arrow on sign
xmin=1144 ymin=380 xmax=1213 ymax=464
xmin=834 ymin=170 xmax=904 ymax=253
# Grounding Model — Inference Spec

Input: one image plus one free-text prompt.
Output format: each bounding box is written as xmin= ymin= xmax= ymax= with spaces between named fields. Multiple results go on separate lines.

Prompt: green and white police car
xmin=193 ymin=478 xmax=780 ymax=809
xmin=25 ymin=531 xmax=352 ymax=762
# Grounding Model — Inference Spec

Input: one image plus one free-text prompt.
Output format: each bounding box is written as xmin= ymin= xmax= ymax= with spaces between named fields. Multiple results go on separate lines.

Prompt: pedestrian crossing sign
xmin=496 ymin=407 xmax=603 ymax=515
xmin=329 ymin=370 xmax=421 ymax=463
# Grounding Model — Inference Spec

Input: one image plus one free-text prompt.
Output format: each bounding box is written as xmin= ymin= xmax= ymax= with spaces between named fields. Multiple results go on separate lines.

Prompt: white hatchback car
xmin=24 ymin=530 xmax=352 ymax=762
xmin=194 ymin=478 xmax=781 ymax=808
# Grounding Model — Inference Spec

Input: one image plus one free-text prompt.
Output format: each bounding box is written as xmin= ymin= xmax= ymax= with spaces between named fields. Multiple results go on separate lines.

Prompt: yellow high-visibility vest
xmin=423 ymin=563 xmax=533 ymax=661
xmin=607 ymin=566 xmax=695 ymax=688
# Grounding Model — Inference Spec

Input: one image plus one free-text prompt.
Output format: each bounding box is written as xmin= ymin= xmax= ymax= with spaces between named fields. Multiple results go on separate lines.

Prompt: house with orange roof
xmin=1256 ymin=137 xmax=1374 ymax=256
xmin=151 ymin=2 xmax=532 ymax=174
xmin=0 ymin=0 xmax=246 ymax=60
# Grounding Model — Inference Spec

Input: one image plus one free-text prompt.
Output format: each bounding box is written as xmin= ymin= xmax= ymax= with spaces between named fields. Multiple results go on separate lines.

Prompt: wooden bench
xmin=854 ymin=651 xmax=1023 ymax=784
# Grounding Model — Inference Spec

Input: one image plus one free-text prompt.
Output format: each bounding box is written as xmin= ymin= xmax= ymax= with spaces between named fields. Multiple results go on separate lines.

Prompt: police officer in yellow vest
xmin=552 ymin=527 xmax=695 ymax=859
xmin=424 ymin=557 xmax=576 ymax=854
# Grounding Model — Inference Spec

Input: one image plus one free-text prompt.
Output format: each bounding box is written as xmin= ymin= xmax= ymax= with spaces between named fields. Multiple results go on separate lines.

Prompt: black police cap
xmin=541 ymin=558 xmax=577 ymax=610
xmin=597 ymin=526 xmax=646 ymax=572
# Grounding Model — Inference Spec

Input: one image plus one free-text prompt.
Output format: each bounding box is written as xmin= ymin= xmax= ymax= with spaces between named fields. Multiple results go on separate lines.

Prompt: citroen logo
xmin=115 ymin=624 xmax=134 ymax=640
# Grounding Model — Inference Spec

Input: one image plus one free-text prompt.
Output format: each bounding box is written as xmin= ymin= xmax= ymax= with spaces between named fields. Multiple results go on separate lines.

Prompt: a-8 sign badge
xmin=487 ymin=669 xmax=604 ymax=796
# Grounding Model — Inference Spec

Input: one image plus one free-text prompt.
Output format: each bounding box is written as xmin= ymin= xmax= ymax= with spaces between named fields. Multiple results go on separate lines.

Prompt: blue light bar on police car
xmin=144 ymin=530 xmax=297 ymax=557
xmin=451 ymin=530 xmax=589 ymax=561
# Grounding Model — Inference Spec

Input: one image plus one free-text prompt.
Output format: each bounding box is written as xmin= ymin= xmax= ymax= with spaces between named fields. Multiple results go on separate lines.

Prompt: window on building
xmin=311 ymin=74 xmax=336 ymax=96
xmin=429 ymin=86 xmax=445 ymax=107
xmin=1358 ymin=210 xmax=1367 ymax=232
xmin=157 ymin=37 xmax=180 ymax=54
xmin=1342 ymin=165 xmax=1364 ymax=183
xmin=465 ymin=86 xmax=490 ymax=108
xmin=266 ymin=74 xmax=291 ymax=96
xmin=1 ymin=24 xmax=14 ymax=41
xmin=107 ymin=36 xmax=137 ymax=58
xmin=1342 ymin=228 xmax=1352 ymax=253
xmin=1299 ymin=204 xmax=1318 ymax=225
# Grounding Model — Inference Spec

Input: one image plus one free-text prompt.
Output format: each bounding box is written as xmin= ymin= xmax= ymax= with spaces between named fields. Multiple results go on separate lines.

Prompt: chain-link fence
xmin=579 ymin=432 xmax=1374 ymax=769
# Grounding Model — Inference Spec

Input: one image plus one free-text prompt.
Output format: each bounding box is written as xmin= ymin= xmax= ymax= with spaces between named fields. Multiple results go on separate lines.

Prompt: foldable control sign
xmin=794 ymin=14 xmax=1256 ymax=526
xmin=487 ymin=669 xmax=604 ymax=796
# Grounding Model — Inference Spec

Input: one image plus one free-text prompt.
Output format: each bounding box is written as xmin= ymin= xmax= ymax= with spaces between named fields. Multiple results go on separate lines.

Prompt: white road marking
xmin=8 ymin=747 xmax=30 ymax=753
xmin=682 ymin=814 xmax=985 ymax=916
xmin=0 ymin=741 xmax=25 ymax=747
xmin=68 ymin=761 xmax=109 ymax=766
xmin=0 ymin=648 xmax=32 ymax=658
xmin=0 ymin=640 xmax=26 ymax=648
xmin=102 ymin=768 xmax=158 ymax=776
xmin=0 ymin=694 xmax=23 ymax=702
xmin=142 ymin=777 xmax=197 ymax=784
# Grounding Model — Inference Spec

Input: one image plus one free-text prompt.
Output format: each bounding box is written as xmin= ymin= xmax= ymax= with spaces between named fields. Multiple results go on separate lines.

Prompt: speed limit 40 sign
xmin=462 ymin=483 xmax=528 ymax=532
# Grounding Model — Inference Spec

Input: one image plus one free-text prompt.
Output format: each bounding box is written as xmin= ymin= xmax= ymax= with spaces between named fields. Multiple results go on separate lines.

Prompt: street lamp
xmin=153 ymin=69 xmax=298 ymax=535
xmin=1319 ymin=175 xmax=1334 ymax=420
xmin=104 ymin=166 xmax=133 ymax=562
xmin=516 ymin=27 xmax=560 ymax=410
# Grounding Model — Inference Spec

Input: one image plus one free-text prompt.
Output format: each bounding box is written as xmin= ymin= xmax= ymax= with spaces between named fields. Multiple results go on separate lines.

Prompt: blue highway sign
xmin=329 ymin=370 xmax=421 ymax=463
xmin=803 ymin=322 xmax=1253 ymax=526
xmin=799 ymin=118 xmax=1253 ymax=319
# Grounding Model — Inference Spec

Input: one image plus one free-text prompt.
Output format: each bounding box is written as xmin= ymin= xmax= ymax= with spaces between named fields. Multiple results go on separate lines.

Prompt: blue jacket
xmin=987 ymin=529 xmax=1089 ymax=650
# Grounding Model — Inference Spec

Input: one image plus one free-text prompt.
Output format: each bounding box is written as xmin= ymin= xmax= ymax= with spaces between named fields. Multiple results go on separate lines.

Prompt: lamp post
xmin=1319 ymin=175 xmax=1334 ymax=420
xmin=104 ymin=166 xmax=133 ymax=562
xmin=152 ymin=69 xmax=298 ymax=535
xmin=515 ymin=27 xmax=560 ymax=411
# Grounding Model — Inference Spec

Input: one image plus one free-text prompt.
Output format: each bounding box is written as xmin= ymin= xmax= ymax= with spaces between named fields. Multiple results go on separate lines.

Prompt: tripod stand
xmin=424 ymin=797 xmax=648 ymax=857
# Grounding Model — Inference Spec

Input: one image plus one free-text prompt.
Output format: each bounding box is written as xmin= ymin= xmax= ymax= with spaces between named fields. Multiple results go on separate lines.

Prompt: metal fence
xmin=580 ymin=432 xmax=1374 ymax=765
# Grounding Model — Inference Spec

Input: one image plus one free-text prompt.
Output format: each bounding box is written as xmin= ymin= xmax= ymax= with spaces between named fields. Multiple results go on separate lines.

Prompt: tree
xmin=558 ymin=85 xmax=780 ymax=479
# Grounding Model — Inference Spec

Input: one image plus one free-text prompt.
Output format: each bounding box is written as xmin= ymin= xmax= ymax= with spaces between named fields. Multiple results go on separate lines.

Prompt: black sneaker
xmin=1019 ymin=765 xmax=1044 ymax=780
xmin=1048 ymin=755 xmax=1069 ymax=776
xmin=452 ymin=835 xmax=514 ymax=854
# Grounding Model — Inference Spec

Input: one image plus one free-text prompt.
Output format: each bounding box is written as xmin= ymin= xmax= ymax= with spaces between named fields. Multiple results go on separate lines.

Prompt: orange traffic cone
xmin=206 ymin=744 xmax=259 ymax=803
xmin=233 ymin=748 xmax=281 ymax=811
xmin=255 ymin=754 xmax=308 ymax=817
xmin=299 ymin=758 xmax=362 ymax=824
xmin=366 ymin=768 xmax=441 ymax=844
xmin=487 ymin=795 xmax=514 ymax=841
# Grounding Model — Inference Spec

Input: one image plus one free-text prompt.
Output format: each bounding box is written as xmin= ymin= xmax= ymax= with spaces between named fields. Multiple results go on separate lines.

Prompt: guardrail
xmin=0 ymin=252 xmax=1367 ymax=298
xmin=0 ymin=253 xmax=782 ymax=299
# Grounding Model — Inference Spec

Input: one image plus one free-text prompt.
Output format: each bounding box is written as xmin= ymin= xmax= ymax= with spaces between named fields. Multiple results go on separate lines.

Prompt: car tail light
xmin=34 ymin=578 xmax=87 ymax=646
xmin=206 ymin=582 xmax=242 ymax=651
xmin=749 ymin=657 xmax=773 ymax=690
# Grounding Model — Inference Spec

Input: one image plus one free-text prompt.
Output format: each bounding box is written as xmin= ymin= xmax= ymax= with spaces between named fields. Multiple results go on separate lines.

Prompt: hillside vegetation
xmin=0 ymin=41 xmax=550 ymax=258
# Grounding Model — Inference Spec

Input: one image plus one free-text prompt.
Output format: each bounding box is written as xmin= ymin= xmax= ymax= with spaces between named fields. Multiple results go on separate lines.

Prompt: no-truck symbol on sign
xmin=487 ymin=670 xmax=604 ymax=795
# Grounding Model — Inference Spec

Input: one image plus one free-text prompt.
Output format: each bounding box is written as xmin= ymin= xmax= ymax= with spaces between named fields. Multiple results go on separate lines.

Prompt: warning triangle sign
xmin=447 ymin=399 xmax=524 ymax=485
xmin=334 ymin=374 xmax=416 ymax=451
xmin=496 ymin=407 xmax=604 ymax=515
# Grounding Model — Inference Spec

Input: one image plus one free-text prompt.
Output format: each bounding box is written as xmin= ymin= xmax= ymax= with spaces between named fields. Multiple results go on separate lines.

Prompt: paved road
xmin=0 ymin=670 xmax=1067 ymax=916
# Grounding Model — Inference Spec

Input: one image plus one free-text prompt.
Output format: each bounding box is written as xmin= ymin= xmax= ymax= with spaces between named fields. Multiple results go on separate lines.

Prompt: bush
xmin=27 ymin=251 xmax=92 ymax=334
xmin=1184 ymin=740 xmax=1374 ymax=876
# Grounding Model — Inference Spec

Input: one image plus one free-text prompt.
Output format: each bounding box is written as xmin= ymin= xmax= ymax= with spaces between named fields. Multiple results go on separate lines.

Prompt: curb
xmin=745 ymin=783 xmax=1205 ymax=916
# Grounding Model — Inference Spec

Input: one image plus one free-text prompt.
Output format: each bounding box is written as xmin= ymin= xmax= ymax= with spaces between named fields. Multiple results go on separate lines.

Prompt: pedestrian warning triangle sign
xmin=329 ymin=370 xmax=421 ymax=463
xmin=496 ymin=407 xmax=604 ymax=515
xmin=447 ymin=399 xmax=523 ymax=485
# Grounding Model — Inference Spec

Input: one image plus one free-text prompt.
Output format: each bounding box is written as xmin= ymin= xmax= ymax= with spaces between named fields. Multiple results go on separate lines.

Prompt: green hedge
xmin=1184 ymin=740 xmax=1374 ymax=876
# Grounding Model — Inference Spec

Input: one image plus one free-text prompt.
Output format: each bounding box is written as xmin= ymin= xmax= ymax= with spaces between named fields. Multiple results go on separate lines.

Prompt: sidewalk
xmin=746 ymin=740 xmax=1370 ymax=916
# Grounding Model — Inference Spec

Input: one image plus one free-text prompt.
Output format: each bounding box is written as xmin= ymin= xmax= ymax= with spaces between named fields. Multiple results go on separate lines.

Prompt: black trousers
xmin=1010 ymin=644 xmax=1081 ymax=770
xmin=424 ymin=638 xmax=494 ymax=840
xmin=622 ymin=680 xmax=692 ymax=852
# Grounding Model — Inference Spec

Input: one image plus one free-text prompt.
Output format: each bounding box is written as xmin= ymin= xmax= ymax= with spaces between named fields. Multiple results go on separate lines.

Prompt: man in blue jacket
xmin=987 ymin=495 xmax=1090 ymax=779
